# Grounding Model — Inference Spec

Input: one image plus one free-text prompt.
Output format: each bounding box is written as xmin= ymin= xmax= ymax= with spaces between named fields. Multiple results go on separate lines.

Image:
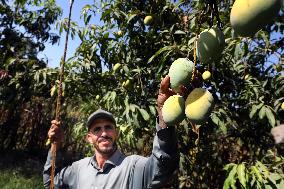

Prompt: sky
xmin=38 ymin=0 xmax=100 ymax=68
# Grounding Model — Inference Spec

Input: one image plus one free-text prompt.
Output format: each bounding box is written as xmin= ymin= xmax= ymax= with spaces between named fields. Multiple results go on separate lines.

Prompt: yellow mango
xmin=162 ymin=95 xmax=185 ymax=126
xmin=185 ymin=88 xmax=214 ymax=124
xmin=230 ymin=0 xmax=281 ymax=36
xmin=197 ymin=27 xmax=225 ymax=64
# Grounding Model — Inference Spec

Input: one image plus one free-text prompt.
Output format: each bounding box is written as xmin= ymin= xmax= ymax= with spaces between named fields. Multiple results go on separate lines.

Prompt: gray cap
xmin=86 ymin=109 xmax=116 ymax=129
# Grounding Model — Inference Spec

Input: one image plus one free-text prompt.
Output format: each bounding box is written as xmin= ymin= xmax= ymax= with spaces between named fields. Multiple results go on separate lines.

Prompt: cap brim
xmin=87 ymin=111 xmax=116 ymax=129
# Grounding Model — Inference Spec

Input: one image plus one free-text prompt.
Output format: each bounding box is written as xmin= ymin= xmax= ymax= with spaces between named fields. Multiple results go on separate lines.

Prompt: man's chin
xmin=97 ymin=144 xmax=117 ymax=155
xmin=98 ymin=147 xmax=115 ymax=155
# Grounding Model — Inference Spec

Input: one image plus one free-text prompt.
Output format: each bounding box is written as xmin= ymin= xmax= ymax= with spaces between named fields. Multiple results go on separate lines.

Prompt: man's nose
xmin=100 ymin=128 xmax=108 ymax=136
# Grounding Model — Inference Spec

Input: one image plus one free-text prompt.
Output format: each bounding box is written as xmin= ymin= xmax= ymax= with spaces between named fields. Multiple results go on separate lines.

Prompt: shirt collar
xmin=105 ymin=149 xmax=124 ymax=166
xmin=89 ymin=149 xmax=125 ymax=169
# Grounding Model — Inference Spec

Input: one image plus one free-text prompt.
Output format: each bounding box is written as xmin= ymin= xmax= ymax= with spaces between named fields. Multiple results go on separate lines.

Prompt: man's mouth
xmin=99 ymin=139 xmax=112 ymax=144
xmin=102 ymin=141 xmax=111 ymax=145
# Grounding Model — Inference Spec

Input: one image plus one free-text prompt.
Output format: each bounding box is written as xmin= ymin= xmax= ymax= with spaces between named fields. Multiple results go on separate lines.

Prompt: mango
xmin=202 ymin=71 xmax=211 ymax=81
xmin=162 ymin=95 xmax=185 ymax=126
xmin=117 ymin=30 xmax=123 ymax=37
xmin=168 ymin=58 xmax=194 ymax=93
xmin=230 ymin=0 xmax=281 ymax=37
xmin=122 ymin=79 xmax=131 ymax=88
xmin=90 ymin=24 xmax=96 ymax=30
xmin=113 ymin=63 xmax=121 ymax=72
xmin=95 ymin=95 xmax=100 ymax=100
xmin=185 ymin=88 xmax=214 ymax=124
xmin=197 ymin=27 xmax=225 ymax=64
xmin=275 ymin=64 xmax=282 ymax=72
xmin=144 ymin=15 xmax=153 ymax=25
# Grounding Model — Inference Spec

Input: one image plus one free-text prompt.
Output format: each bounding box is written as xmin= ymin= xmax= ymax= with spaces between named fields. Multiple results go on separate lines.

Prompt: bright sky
xmin=38 ymin=0 xmax=100 ymax=68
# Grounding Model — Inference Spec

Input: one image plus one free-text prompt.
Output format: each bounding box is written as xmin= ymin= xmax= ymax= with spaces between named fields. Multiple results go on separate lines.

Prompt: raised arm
xmin=132 ymin=76 xmax=180 ymax=188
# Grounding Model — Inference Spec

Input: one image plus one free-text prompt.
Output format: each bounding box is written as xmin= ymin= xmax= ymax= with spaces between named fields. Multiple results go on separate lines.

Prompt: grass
xmin=0 ymin=169 xmax=43 ymax=189
xmin=0 ymin=151 xmax=45 ymax=189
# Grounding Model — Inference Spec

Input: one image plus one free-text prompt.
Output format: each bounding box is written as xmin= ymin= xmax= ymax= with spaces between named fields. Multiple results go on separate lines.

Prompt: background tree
xmin=0 ymin=0 xmax=61 ymax=152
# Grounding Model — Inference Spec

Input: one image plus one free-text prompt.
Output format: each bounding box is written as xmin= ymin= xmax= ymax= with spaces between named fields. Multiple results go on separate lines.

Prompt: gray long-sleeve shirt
xmin=43 ymin=126 xmax=179 ymax=189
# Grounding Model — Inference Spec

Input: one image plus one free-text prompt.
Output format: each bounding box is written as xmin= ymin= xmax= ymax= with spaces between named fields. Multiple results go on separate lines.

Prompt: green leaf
xmin=16 ymin=0 xmax=27 ymax=6
xmin=211 ymin=113 xmax=227 ymax=134
xmin=157 ymin=50 xmax=171 ymax=73
xmin=243 ymin=41 xmax=248 ymax=57
xmin=251 ymin=166 xmax=263 ymax=182
xmin=127 ymin=13 xmax=137 ymax=24
xmin=84 ymin=15 xmax=91 ymax=25
xmin=260 ymin=31 xmax=269 ymax=47
xmin=237 ymin=164 xmax=247 ymax=189
xmin=265 ymin=107 xmax=275 ymax=127
xmin=211 ymin=113 xmax=220 ymax=125
xmin=256 ymin=161 xmax=269 ymax=179
xmin=174 ymin=30 xmax=186 ymax=35
xmin=278 ymin=179 xmax=284 ymax=189
xmin=139 ymin=108 xmax=150 ymax=121
xmin=224 ymin=163 xmax=237 ymax=171
xmin=258 ymin=106 xmax=266 ymax=120
xmin=223 ymin=164 xmax=238 ymax=189
xmin=188 ymin=36 xmax=196 ymax=46
xmin=250 ymin=103 xmax=263 ymax=118
xmin=149 ymin=105 xmax=156 ymax=116
xmin=5 ymin=57 xmax=16 ymax=66
xmin=129 ymin=104 xmax=138 ymax=112
xmin=147 ymin=46 xmax=174 ymax=63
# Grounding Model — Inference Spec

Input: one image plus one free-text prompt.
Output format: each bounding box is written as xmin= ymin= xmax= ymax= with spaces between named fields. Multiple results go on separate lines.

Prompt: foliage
xmin=0 ymin=169 xmax=43 ymax=189
xmin=0 ymin=151 xmax=44 ymax=189
xmin=223 ymin=151 xmax=284 ymax=189
xmin=60 ymin=0 xmax=283 ymax=188
xmin=0 ymin=0 xmax=61 ymax=150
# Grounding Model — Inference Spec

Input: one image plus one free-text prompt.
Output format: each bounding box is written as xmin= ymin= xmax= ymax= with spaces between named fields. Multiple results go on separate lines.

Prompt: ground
xmin=0 ymin=151 xmax=44 ymax=189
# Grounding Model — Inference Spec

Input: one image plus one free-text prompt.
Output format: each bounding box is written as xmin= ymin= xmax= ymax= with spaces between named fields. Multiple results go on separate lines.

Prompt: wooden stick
xmin=50 ymin=1 xmax=74 ymax=189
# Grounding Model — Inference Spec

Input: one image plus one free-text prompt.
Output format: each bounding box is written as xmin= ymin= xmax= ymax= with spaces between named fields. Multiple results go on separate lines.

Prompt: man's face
xmin=87 ymin=118 xmax=118 ymax=155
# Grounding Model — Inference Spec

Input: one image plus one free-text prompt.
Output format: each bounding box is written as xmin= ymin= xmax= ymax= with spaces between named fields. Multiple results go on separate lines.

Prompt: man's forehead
xmin=91 ymin=118 xmax=115 ymax=127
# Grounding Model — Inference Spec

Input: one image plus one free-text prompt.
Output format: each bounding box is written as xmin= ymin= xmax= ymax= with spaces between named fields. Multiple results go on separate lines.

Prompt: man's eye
xmin=93 ymin=127 xmax=101 ymax=133
xmin=105 ymin=125 xmax=113 ymax=130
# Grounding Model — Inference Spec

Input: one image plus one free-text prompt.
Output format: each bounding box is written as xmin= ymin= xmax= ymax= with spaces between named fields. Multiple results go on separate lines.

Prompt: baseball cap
xmin=86 ymin=109 xmax=116 ymax=129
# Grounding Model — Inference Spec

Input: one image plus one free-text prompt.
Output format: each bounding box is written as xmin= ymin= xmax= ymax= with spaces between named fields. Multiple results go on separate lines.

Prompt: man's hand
xmin=48 ymin=120 xmax=64 ymax=145
xmin=157 ymin=75 xmax=187 ymax=128
xmin=157 ymin=75 xmax=175 ymax=111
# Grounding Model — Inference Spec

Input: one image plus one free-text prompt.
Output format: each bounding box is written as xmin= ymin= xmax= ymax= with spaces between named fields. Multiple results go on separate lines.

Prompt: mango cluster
xmin=156 ymin=1 xmax=281 ymax=126
xmin=162 ymin=58 xmax=215 ymax=126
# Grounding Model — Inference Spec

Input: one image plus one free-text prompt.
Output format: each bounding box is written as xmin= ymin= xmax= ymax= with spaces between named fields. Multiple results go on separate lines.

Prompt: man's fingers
xmin=51 ymin=120 xmax=60 ymax=125
xmin=49 ymin=131 xmax=55 ymax=136
xmin=168 ymin=88 xmax=175 ymax=96
xmin=160 ymin=75 xmax=171 ymax=94
xmin=179 ymin=85 xmax=188 ymax=97
xmin=48 ymin=124 xmax=63 ymax=138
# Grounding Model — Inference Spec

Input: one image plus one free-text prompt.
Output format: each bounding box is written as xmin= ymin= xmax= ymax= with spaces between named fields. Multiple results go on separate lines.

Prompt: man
xmin=43 ymin=75 xmax=180 ymax=189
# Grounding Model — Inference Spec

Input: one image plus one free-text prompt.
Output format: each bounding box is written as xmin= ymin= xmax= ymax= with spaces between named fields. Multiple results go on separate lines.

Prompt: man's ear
xmin=115 ymin=126 xmax=120 ymax=138
xmin=86 ymin=133 xmax=92 ymax=144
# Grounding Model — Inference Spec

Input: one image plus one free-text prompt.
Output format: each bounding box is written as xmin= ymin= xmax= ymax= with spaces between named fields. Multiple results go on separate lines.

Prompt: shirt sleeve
xmin=43 ymin=150 xmax=77 ymax=189
xmin=132 ymin=123 xmax=179 ymax=189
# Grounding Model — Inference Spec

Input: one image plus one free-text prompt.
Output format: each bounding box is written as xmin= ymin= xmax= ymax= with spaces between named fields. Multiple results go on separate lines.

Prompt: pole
xmin=50 ymin=1 xmax=74 ymax=189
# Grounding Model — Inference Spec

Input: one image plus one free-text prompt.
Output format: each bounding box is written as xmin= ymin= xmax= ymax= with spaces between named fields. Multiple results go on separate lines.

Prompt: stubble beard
xmin=94 ymin=141 xmax=117 ymax=155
